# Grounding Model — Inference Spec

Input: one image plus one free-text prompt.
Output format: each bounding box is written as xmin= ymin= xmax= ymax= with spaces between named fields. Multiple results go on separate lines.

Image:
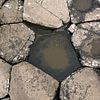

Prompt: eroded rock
xmin=0 ymin=23 xmax=35 ymax=63
xmin=0 ymin=0 xmax=23 ymax=24
xmin=60 ymin=67 xmax=100 ymax=100
xmin=23 ymin=0 xmax=70 ymax=28
xmin=71 ymin=22 xmax=100 ymax=67
xmin=0 ymin=59 xmax=11 ymax=98
xmin=9 ymin=62 xmax=59 ymax=100
xmin=68 ymin=0 xmax=100 ymax=23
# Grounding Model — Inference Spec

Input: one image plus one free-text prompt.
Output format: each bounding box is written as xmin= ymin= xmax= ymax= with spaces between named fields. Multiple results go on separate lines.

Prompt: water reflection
xmin=27 ymin=30 xmax=81 ymax=81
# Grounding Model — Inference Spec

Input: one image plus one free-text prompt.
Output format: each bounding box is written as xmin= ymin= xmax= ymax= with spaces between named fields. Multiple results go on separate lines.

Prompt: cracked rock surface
xmin=0 ymin=0 xmax=23 ymax=24
xmin=23 ymin=0 xmax=70 ymax=28
xmin=9 ymin=62 xmax=59 ymax=100
xmin=71 ymin=21 xmax=100 ymax=68
xmin=0 ymin=0 xmax=100 ymax=100
xmin=0 ymin=23 xmax=35 ymax=63
xmin=60 ymin=67 xmax=100 ymax=100
xmin=0 ymin=59 xmax=11 ymax=98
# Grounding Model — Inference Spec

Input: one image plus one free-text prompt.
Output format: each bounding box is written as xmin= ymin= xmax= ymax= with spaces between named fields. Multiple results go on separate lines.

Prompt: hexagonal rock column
xmin=9 ymin=62 xmax=59 ymax=100
xmin=0 ymin=0 xmax=6 ymax=8
xmin=23 ymin=0 xmax=70 ymax=28
xmin=0 ymin=59 xmax=11 ymax=98
xmin=71 ymin=21 xmax=100 ymax=68
xmin=60 ymin=68 xmax=100 ymax=100
xmin=0 ymin=23 xmax=35 ymax=63
xmin=68 ymin=0 xmax=100 ymax=23
xmin=0 ymin=0 xmax=23 ymax=24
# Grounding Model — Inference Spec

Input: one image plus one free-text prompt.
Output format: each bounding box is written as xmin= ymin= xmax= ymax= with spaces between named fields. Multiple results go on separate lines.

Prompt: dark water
xmin=27 ymin=30 xmax=81 ymax=81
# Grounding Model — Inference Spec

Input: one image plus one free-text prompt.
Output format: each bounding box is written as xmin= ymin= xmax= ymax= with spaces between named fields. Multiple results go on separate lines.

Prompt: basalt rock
xmin=9 ymin=62 xmax=59 ymax=100
xmin=27 ymin=30 xmax=81 ymax=81
xmin=23 ymin=0 xmax=70 ymax=28
xmin=0 ymin=59 xmax=11 ymax=98
xmin=0 ymin=23 xmax=35 ymax=63
xmin=60 ymin=67 xmax=100 ymax=100
xmin=71 ymin=21 xmax=100 ymax=68
xmin=0 ymin=0 xmax=23 ymax=24
xmin=68 ymin=0 xmax=100 ymax=23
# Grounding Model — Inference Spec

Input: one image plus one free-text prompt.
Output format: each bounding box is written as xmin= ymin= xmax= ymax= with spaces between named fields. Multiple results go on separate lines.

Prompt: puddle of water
xmin=73 ymin=0 xmax=93 ymax=12
xmin=27 ymin=30 xmax=81 ymax=81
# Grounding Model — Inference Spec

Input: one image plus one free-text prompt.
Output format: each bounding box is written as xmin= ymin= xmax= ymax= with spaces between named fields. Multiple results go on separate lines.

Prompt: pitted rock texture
xmin=0 ymin=59 xmax=11 ymax=98
xmin=0 ymin=0 xmax=23 ymax=24
xmin=0 ymin=0 xmax=6 ymax=8
xmin=9 ymin=62 xmax=59 ymax=100
xmin=0 ymin=23 xmax=35 ymax=63
xmin=23 ymin=0 xmax=70 ymax=28
xmin=71 ymin=22 xmax=100 ymax=67
xmin=68 ymin=0 xmax=100 ymax=23
xmin=60 ymin=68 xmax=100 ymax=100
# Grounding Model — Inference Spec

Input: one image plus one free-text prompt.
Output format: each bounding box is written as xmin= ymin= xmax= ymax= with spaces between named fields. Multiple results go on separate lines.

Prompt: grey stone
xmin=0 ymin=0 xmax=6 ymax=8
xmin=60 ymin=67 xmax=100 ymax=100
xmin=9 ymin=62 xmax=59 ymax=100
xmin=0 ymin=0 xmax=23 ymax=24
xmin=0 ymin=23 xmax=35 ymax=63
xmin=68 ymin=0 xmax=100 ymax=23
xmin=23 ymin=0 xmax=70 ymax=28
xmin=0 ymin=59 xmax=11 ymax=98
xmin=72 ymin=21 xmax=100 ymax=68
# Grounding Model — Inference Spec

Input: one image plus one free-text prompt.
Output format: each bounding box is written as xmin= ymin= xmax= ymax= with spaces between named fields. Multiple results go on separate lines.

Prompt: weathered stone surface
xmin=0 ymin=23 xmax=35 ymax=63
xmin=68 ymin=0 xmax=100 ymax=23
xmin=0 ymin=0 xmax=6 ymax=8
xmin=0 ymin=59 xmax=11 ymax=98
xmin=0 ymin=0 xmax=23 ymax=24
xmin=60 ymin=68 xmax=100 ymax=100
xmin=23 ymin=0 xmax=70 ymax=28
xmin=72 ymin=22 xmax=100 ymax=67
xmin=9 ymin=62 xmax=59 ymax=100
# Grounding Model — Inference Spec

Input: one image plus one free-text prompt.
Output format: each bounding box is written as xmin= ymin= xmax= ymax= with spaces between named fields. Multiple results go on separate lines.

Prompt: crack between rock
xmin=34 ymin=0 xmax=63 ymax=22
xmin=11 ymin=34 xmax=32 ymax=64
xmin=53 ymin=82 xmax=61 ymax=100
xmin=0 ymin=22 xmax=23 ymax=26
xmin=76 ymin=19 xmax=100 ymax=25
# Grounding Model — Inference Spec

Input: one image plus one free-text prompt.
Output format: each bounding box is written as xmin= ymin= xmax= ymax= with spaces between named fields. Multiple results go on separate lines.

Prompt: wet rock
xmin=23 ymin=0 xmax=70 ymax=28
xmin=0 ymin=59 xmax=11 ymax=98
xmin=0 ymin=0 xmax=23 ymax=24
xmin=0 ymin=0 xmax=6 ymax=8
xmin=60 ymin=67 xmax=100 ymax=100
xmin=28 ymin=30 xmax=81 ymax=81
xmin=0 ymin=23 xmax=35 ymax=63
xmin=9 ymin=62 xmax=59 ymax=100
xmin=72 ymin=21 xmax=100 ymax=68
xmin=68 ymin=0 xmax=100 ymax=23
